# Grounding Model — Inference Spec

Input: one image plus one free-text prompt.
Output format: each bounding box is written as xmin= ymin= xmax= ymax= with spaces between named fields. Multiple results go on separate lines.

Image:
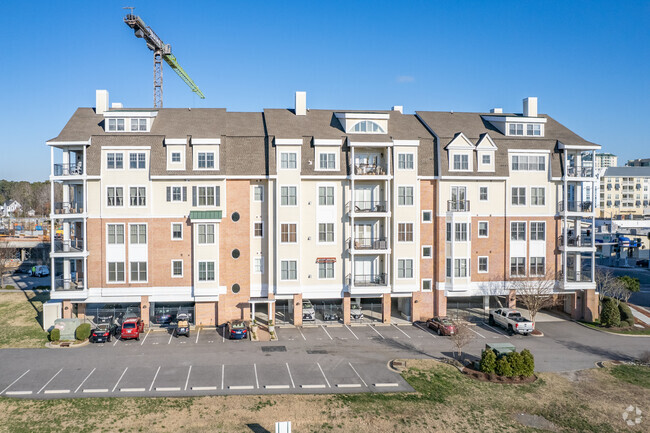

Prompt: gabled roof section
xmin=476 ymin=133 xmax=497 ymax=150
xmin=444 ymin=132 xmax=475 ymax=150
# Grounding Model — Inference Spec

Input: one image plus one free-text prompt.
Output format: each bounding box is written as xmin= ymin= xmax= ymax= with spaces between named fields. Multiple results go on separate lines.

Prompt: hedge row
xmin=479 ymin=349 xmax=535 ymax=377
xmin=601 ymin=297 xmax=635 ymax=328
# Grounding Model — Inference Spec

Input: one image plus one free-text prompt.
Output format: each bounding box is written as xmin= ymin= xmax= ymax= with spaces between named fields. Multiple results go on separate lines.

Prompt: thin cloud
xmin=396 ymin=75 xmax=415 ymax=83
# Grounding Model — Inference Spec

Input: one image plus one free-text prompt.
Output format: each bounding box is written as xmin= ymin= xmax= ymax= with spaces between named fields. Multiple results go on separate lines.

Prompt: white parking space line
xmin=369 ymin=325 xmax=385 ymax=339
xmin=44 ymin=389 xmax=70 ymax=394
xmin=112 ymin=367 xmax=128 ymax=393
xmin=229 ymin=385 xmax=254 ymax=390
xmin=195 ymin=327 xmax=200 ymax=344
xmin=192 ymin=386 xmax=217 ymax=391
xmin=140 ymin=330 xmax=151 ymax=346
xmin=113 ymin=337 xmax=119 ymax=347
xmin=467 ymin=326 xmax=486 ymax=339
xmin=484 ymin=323 xmax=510 ymax=338
xmin=222 ymin=329 xmax=225 ymax=343
xmin=37 ymin=368 xmax=63 ymax=394
xmin=1 ymin=370 xmax=30 ymax=395
xmin=265 ymin=384 xmax=290 ymax=389
xmin=286 ymin=363 xmax=295 ymax=388
xmin=75 ymin=368 xmax=96 ymax=393
xmin=83 ymin=389 xmax=108 ymax=393
xmin=392 ymin=324 xmax=411 ymax=338
xmin=221 ymin=364 xmax=225 ymax=390
xmin=156 ymin=387 xmax=181 ymax=392
xmin=253 ymin=364 xmax=259 ymax=389
xmin=413 ymin=322 xmax=437 ymax=337
xmin=167 ymin=333 xmax=174 ymax=345
xmin=336 ymin=383 xmax=362 ymax=388
xmin=121 ymin=388 xmax=146 ymax=392
xmin=184 ymin=366 xmax=192 ymax=391
xmin=345 ymin=325 xmax=359 ymax=340
xmin=317 ymin=363 xmax=331 ymax=388
xmin=374 ymin=383 xmax=399 ymax=387
xmin=321 ymin=325 xmax=333 ymax=340
xmin=348 ymin=363 xmax=368 ymax=387
xmin=301 ymin=384 xmax=326 ymax=389
xmin=298 ymin=327 xmax=307 ymax=341
xmin=5 ymin=391 xmax=32 ymax=395
xmin=149 ymin=366 xmax=161 ymax=391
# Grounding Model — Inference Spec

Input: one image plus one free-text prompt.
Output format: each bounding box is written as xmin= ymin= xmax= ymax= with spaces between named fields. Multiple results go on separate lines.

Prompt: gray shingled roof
xmin=604 ymin=166 xmax=650 ymax=177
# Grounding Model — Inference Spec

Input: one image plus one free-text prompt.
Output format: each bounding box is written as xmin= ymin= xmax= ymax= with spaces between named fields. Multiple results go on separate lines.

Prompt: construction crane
xmin=123 ymin=7 xmax=205 ymax=108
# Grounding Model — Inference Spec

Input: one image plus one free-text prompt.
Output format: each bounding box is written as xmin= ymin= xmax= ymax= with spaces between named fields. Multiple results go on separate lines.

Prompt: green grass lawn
xmin=0 ymin=291 xmax=49 ymax=348
xmin=580 ymin=320 xmax=650 ymax=335
xmin=610 ymin=364 xmax=650 ymax=389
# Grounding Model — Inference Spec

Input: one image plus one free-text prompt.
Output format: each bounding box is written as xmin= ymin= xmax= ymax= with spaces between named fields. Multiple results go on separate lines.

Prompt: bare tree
xmin=450 ymin=319 xmax=475 ymax=360
xmin=596 ymin=269 xmax=625 ymax=302
xmin=0 ymin=242 xmax=17 ymax=289
xmin=511 ymin=269 xmax=559 ymax=325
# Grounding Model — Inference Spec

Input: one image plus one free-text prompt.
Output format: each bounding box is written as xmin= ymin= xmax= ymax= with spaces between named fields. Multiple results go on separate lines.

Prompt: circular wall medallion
xmin=232 ymin=283 xmax=240 ymax=293
xmin=232 ymin=249 xmax=240 ymax=259
xmin=231 ymin=212 xmax=240 ymax=222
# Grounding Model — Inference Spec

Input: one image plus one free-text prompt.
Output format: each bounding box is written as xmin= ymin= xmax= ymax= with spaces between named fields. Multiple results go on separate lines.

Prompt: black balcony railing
xmin=447 ymin=200 xmax=470 ymax=212
xmin=348 ymin=273 xmax=388 ymax=287
xmin=566 ymin=165 xmax=594 ymax=178
xmin=347 ymin=200 xmax=388 ymax=213
xmin=53 ymin=238 xmax=84 ymax=253
xmin=348 ymin=237 xmax=388 ymax=250
xmin=54 ymin=278 xmax=85 ymax=291
xmin=351 ymin=162 xmax=388 ymax=176
xmin=53 ymin=202 xmax=84 ymax=214
xmin=53 ymin=163 xmax=84 ymax=176
xmin=558 ymin=235 xmax=592 ymax=247
xmin=558 ymin=200 xmax=593 ymax=212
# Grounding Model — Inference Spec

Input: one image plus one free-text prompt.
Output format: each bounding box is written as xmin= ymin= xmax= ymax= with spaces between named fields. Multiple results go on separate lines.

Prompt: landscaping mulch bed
xmin=462 ymin=367 xmax=537 ymax=384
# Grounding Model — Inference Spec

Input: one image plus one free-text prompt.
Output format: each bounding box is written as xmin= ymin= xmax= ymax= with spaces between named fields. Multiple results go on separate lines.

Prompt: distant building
xmin=599 ymin=166 xmax=650 ymax=218
xmin=595 ymin=153 xmax=618 ymax=169
xmin=626 ymin=158 xmax=650 ymax=167
xmin=1 ymin=200 xmax=22 ymax=217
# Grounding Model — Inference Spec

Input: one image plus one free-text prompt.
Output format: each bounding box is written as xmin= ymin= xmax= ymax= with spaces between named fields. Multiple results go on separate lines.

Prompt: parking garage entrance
xmin=149 ymin=302 xmax=195 ymax=326
xmin=84 ymin=303 xmax=141 ymax=325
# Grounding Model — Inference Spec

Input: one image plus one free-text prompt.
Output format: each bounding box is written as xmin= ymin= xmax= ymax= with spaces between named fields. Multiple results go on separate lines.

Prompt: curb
xmin=46 ymin=339 xmax=91 ymax=349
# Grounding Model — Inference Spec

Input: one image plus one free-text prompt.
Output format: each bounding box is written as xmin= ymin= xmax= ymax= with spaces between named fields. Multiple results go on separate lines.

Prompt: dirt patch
xmin=513 ymin=413 xmax=560 ymax=432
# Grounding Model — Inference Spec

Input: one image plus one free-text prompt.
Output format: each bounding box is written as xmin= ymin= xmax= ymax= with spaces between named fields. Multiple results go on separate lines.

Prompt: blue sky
xmin=0 ymin=0 xmax=648 ymax=181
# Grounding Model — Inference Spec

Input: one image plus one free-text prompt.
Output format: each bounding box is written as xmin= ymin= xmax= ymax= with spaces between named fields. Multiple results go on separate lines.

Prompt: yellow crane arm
xmin=163 ymin=54 xmax=206 ymax=99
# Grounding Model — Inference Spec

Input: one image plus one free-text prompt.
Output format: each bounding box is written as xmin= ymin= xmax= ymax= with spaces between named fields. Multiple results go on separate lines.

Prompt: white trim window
xmin=129 ymin=187 xmax=146 ymax=206
xmin=107 ymin=118 xmax=125 ymax=132
xmin=171 ymin=260 xmax=183 ymax=278
xmin=318 ymin=186 xmax=334 ymax=206
xmin=455 ymin=222 xmax=468 ymax=241
xmin=130 ymin=118 xmax=147 ymax=132
xmin=253 ymin=185 xmax=264 ymax=202
xmin=446 ymin=222 xmax=452 ymax=242
xmin=318 ymin=152 xmax=336 ymax=170
xmin=130 ymin=261 xmax=147 ymax=282
xmin=198 ymin=261 xmax=215 ymax=281
xmin=422 ymin=245 xmax=432 ymax=258
xmin=530 ymin=222 xmax=546 ymax=241
xmin=107 ymin=224 xmax=124 ymax=244
xmin=453 ymin=154 xmax=469 ymax=170
xmin=318 ymin=262 xmax=335 ymax=279
xmin=512 ymin=155 xmax=545 ymax=171
xmin=318 ymin=223 xmax=334 ymax=243
xmin=254 ymin=222 xmax=264 ymax=238
xmin=508 ymin=123 xmax=524 ymax=136
xmin=280 ymin=152 xmax=297 ymax=169
xmin=454 ymin=258 xmax=467 ymax=277
xmin=479 ymin=186 xmax=488 ymax=201
xmin=281 ymin=260 xmax=297 ymax=280
xmin=531 ymin=187 xmax=545 ymax=206
xmin=280 ymin=186 xmax=297 ymax=206
xmin=398 ymin=223 xmax=414 ymax=242
xmin=280 ymin=223 xmax=297 ymax=243
xmin=422 ymin=279 xmax=432 ymax=291
xmin=107 ymin=152 xmax=124 ymax=169
xmin=510 ymin=257 xmax=526 ymax=277
xmin=526 ymin=124 xmax=541 ymax=136
xmin=107 ymin=186 xmax=124 ymax=207
xmin=193 ymin=186 xmax=219 ymax=207
xmin=482 ymin=154 xmax=491 ymax=164
xmin=530 ymin=257 xmax=545 ymax=276
xmin=108 ymin=262 xmax=125 ymax=282
xmin=478 ymin=221 xmax=489 ymax=238
xmin=478 ymin=256 xmax=488 ymax=273
xmin=422 ymin=210 xmax=432 ymax=223
xmin=197 ymin=152 xmax=215 ymax=169
xmin=397 ymin=259 xmax=414 ymax=278
xmin=254 ymin=257 xmax=264 ymax=274
xmin=511 ymin=222 xmax=526 ymax=241
xmin=197 ymin=224 xmax=215 ymax=244
xmin=512 ymin=187 xmax=526 ymax=206
xmin=166 ymin=186 xmax=187 ymax=202
xmin=171 ymin=223 xmax=183 ymax=240
xmin=129 ymin=153 xmax=146 ymax=169
xmin=129 ymin=224 xmax=147 ymax=244
xmin=398 ymin=186 xmax=414 ymax=206
xmin=351 ymin=120 xmax=384 ymax=133
xmin=398 ymin=153 xmax=414 ymax=170
xmin=171 ymin=152 xmax=181 ymax=163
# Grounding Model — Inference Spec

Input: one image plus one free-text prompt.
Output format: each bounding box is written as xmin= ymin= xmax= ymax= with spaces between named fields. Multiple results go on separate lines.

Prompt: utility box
xmin=43 ymin=301 xmax=62 ymax=331
xmin=53 ymin=318 xmax=82 ymax=340
xmin=275 ymin=421 xmax=291 ymax=433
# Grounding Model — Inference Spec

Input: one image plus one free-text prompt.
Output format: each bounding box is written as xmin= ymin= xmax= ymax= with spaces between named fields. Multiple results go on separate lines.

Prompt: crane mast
xmin=123 ymin=9 xmax=205 ymax=108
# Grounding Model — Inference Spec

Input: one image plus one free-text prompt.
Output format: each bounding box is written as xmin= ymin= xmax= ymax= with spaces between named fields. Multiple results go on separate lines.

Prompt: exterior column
xmin=251 ymin=302 xmax=256 ymax=323
xmin=140 ymin=296 xmax=150 ymax=327
xmin=584 ymin=289 xmax=599 ymax=322
xmin=343 ymin=292 xmax=351 ymax=325
xmin=508 ymin=289 xmax=517 ymax=309
xmin=570 ymin=292 xmax=582 ymax=320
xmin=77 ymin=303 xmax=86 ymax=320
xmin=62 ymin=300 xmax=72 ymax=319
xmin=382 ymin=293 xmax=391 ymax=324
xmin=195 ymin=302 xmax=216 ymax=326
xmin=293 ymin=294 xmax=303 ymax=326
xmin=434 ymin=289 xmax=447 ymax=317
xmin=483 ymin=296 xmax=490 ymax=316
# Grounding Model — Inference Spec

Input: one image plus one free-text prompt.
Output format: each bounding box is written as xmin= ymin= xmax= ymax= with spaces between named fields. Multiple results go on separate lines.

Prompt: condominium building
xmin=626 ymin=158 xmax=650 ymax=167
xmin=47 ymin=92 xmax=600 ymax=327
xmin=595 ymin=152 xmax=618 ymax=169
xmin=599 ymin=166 xmax=650 ymax=218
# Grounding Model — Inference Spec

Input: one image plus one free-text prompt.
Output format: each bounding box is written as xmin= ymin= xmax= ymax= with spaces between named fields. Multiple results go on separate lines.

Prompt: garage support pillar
xmin=293 ymin=294 xmax=303 ymax=327
xmin=584 ymin=289 xmax=599 ymax=322
xmin=508 ymin=289 xmax=517 ymax=309
xmin=381 ymin=293 xmax=391 ymax=324
xmin=268 ymin=293 xmax=275 ymax=325
xmin=62 ymin=300 xmax=72 ymax=319
xmin=483 ymin=296 xmax=490 ymax=316
xmin=434 ymin=289 xmax=447 ymax=317
xmin=343 ymin=292 xmax=351 ymax=325
xmin=76 ymin=303 xmax=86 ymax=320
xmin=140 ymin=296 xmax=150 ymax=327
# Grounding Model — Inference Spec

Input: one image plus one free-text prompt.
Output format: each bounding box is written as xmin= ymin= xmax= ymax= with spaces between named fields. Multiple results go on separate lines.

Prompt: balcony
xmin=53 ymin=202 xmax=84 ymax=215
xmin=447 ymin=200 xmax=470 ymax=212
xmin=54 ymin=277 xmax=85 ymax=291
xmin=348 ymin=273 xmax=387 ymax=287
xmin=565 ymin=165 xmax=594 ymax=178
xmin=52 ymin=238 xmax=84 ymax=253
xmin=564 ymin=273 xmax=594 ymax=283
xmin=558 ymin=235 xmax=592 ymax=248
xmin=558 ymin=200 xmax=593 ymax=213
xmin=347 ymin=200 xmax=388 ymax=214
xmin=348 ymin=237 xmax=389 ymax=251
xmin=53 ymin=163 xmax=84 ymax=176
xmin=351 ymin=162 xmax=388 ymax=176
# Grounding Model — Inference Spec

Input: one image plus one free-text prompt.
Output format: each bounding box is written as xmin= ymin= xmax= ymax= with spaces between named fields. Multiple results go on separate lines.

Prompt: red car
xmin=120 ymin=318 xmax=144 ymax=341
xmin=426 ymin=317 xmax=456 ymax=336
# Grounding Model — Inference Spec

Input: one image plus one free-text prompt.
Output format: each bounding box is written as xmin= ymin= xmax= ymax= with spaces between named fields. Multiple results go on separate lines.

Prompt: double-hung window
xmin=397 ymin=259 xmax=413 ymax=278
xmin=129 ymin=187 xmax=146 ymax=206
xmin=531 ymin=187 xmax=545 ymax=206
xmin=107 ymin=187 xmax=123 ymax=207
xmin=512 ymin=155 xmax=545 ymax=171
xmin=129 ymin=224 xmax=147 ymax=244
xmin=480 ymin=186 xmax=488 ymax=201
xmin=107 ymin=224 xmax=124 ymax=244
xmin=254 ymin=257 xmax=264 ymax=274
xmin=530 ymin=257 xmax=545 ymax=276
xmin=510 ymin=257 xmax=526 ymax=277
xmin=130 ymin=262 xmax=147 ymax=282
xmin=453 ymin=154 xmax=469 ymax=170
xmin=108 ymin=262 xmax=125 ymax=282
xmin=172 ymin=260 xmax=183 ymax=277
xmin=198 ymin=262 xmax=215 ymax=281
xmin=454 ymin=259 xmax=467 ymax=277
xmin=478 ymin=257 xmax=488 ymax=273
xmin=197 ymin=186 xmax=216 ymax=206
xmin=455 ymin=223 xmax=468 ymax=241
xmin=281 ymin=223 xmax=297 ymax=243
xmin=318 ymin=186 xmax=334 ymax=205
xmin=318 ymin=262 xmax=334 ymax=279
xmin=511 ymin=222 xmax=526 ymax=241
xmin=530 ymin=222 xmax=545 ymax=240
xmin=512 ymin=187 xmax=526 ymax=206
xmin=398 ymin=187 xmax=414 ymax=205
xmin=131 ymin=118 xmax=147 ymax=131
xmin=197 ymin=152 xmax=215 ymax=169
xmin=398 ymin=223 xmax=413 ymax=242
xmin=527 ymin=124 xmax=541 ymax=136
xmin=398 ymin=153 xmax=414 ymax=169
xmin=280 ymin=153 xmax=297 ymax=169
xmin=198 ymin=224 xmax=215 ymax=244
xmin=254 ymin=222 xmax=264 ymax=238
xmin=281 ymin=186 xmax=297 ymax=206
xmin=166 ymin=186 xmax=186 ymax=202
xmin=482 ymin=154 xmax=491 ymax=164
xmin=171 ymin=152 xmax=181 ymax=163
xmin=171 ymin=223 xmax=183 ymax=240
xmin=130 ymin=153 xmax=146 ymax=169
xmin=318 ymin=223 xmax=334 ymax=242
xmin=253 ymin=185 xmax=264 ymax=201
xmin=107 ymin=152 xmax=123 ymax=169
xmin=319 ymin=153 xmax=336 ymax=170
xmin=478 ymin=221 xmax=489 ymax=237
xmin=281 ymin=260 xmax=297 ymax=280
xmin=108 ymin=118 xmax=125 ymax=132
xmin=508 ymin=123 xmax=524 ymax=136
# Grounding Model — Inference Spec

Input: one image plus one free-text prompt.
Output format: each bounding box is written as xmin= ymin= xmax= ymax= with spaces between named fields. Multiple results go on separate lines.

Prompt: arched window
xmin=352 ymin=120 xmax=385 ymax=133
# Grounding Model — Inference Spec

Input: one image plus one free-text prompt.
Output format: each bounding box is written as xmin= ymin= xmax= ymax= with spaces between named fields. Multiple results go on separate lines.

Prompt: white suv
xmin=302 ymin=301 xmax=315 ymax=321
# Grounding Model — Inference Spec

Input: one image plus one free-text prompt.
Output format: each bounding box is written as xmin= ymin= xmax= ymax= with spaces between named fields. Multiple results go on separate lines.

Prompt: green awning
xmin=189 ymin=210 xmax=222 ymax=220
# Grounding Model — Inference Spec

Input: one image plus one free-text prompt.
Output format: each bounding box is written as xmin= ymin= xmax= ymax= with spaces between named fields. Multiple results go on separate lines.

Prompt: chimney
xmin=111 ymin=102 xmax=123 ymax=109
xmin=392 ymin=105 xmax=403 ymax=114
xmin=490 ymin=108 xmax=503 ymax=114
xmin=523 ymin=97 xmax=538 ymax=117
xmin=295 ymin=91 xmax=306 ymax=116
xmin=96 ymin=90 xmax=109 ymax=115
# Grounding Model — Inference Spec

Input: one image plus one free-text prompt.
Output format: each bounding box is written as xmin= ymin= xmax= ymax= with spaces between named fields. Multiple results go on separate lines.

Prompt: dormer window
xmin=130 ymin=118 xmax=147 ymax=132
xmin=508 ymin=122 xmax=543 ymax=136
xmin=352 ymin=120 xmax=385 ymax=133
xmin=482 ymin=154 xmax=491 ymax=164
xmin=108 ymin=118 xmax=125 ymax=132
xmin=509 ymin=123 xmax=524 ymax=136
xmin=453 ymin=154 xmax=469 ymax=170
xmin=527 ymin=124 xmax=541 ymax=136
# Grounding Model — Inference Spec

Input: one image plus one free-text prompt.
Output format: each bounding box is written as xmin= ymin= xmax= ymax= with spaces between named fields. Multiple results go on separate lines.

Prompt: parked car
xmin=156 ymin=312 xmax=175 ymax=325
xmin=350 ymin=303 xmax=363 ymax=320
xmin=489 ymin=308 xmax=534 ymax=335
xmin=120 ymin=318 xmax=144 ymax=341
xmin=28 ymin=265 xmax=50 ymax=277
xmin=323 ymin=310 xmax=338 ymax=321
xmin=637 ymin=259 xmax=649 ymax=268
xmin=302 ymin=300 xmax=315 ymax=321
xmin=90 ymin=323 xmax=116 ymax=343
xmin=227 ymin=320 xmax=248 ymax=340
xmin=426 ymin=316 xmax=456 ymax=336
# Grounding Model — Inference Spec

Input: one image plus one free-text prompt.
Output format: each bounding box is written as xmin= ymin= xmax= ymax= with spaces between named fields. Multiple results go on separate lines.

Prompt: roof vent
xmin=392 ymin=105 xmax=403 ymax=114
xmin=295 ymin=91 xmax=306 ymax=116
xmin=96 ymin=90 xmax=109 ymax=115
xmin=490 ymin=108 xmax=503 ymax=114
xmin=523 ymin=97 xmax=538 ymax=117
